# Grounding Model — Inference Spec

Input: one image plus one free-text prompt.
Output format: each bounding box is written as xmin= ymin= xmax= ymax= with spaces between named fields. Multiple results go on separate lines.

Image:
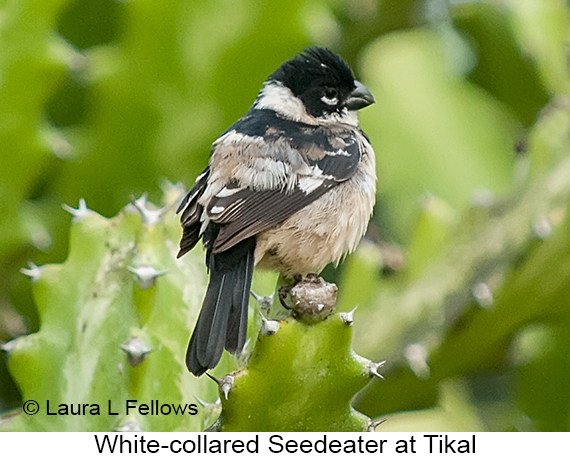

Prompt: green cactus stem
xmin=0 ymin=185 xmax=221 ymax=431
xmin=209 ymin=275 xmax=382 ymax=432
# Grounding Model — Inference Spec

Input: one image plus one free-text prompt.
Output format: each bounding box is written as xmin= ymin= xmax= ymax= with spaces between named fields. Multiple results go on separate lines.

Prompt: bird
xmin=177 ymin=47 xmax=376 ymax=376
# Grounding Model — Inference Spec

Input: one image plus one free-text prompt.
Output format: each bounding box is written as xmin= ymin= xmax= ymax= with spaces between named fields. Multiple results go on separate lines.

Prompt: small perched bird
xmin=177 ymin=47 xmax=376 ymax=376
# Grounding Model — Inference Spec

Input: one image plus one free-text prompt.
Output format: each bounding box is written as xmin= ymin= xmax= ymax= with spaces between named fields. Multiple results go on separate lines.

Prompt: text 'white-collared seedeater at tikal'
xmin=177 ymin=47 xmax=376 ymax=376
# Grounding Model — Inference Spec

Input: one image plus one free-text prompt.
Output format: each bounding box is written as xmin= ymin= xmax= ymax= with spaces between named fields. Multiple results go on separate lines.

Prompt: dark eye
xmin=321 ymin=88 xmax=338 ymax=106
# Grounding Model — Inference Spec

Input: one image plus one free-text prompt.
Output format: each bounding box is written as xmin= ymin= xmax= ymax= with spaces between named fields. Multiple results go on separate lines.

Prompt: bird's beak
xmin=344 ymin=81 xmax=375 ymax=111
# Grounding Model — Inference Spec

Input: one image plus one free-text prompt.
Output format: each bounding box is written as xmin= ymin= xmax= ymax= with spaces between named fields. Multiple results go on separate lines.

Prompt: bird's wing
xmin=202 ymin=109 xmax=365 ymax=253
xmin=177 ymin=167 xmax=210 ymax=258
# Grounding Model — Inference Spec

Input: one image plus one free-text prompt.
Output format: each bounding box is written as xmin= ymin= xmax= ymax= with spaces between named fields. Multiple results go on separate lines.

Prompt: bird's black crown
xmin=269 ymin=47 xmax=358 ymax=118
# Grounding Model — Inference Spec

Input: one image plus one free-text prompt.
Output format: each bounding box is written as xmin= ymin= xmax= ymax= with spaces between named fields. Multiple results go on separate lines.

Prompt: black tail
xmin=186 ymin=237 xmax=256 ymax=376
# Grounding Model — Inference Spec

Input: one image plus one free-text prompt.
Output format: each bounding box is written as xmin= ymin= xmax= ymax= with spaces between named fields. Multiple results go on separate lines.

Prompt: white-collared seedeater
xmin=177 ymin=47 xmax=376 ymax=376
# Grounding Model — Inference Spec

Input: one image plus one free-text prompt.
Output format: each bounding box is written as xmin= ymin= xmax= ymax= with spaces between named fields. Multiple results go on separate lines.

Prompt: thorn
xmin=194 ymin=395 xmax=221 ymax=410
xmin=259 ymin=312 xmax=280 ymax=336
xmin=470 ymin=187 xmax=495 ymax=208
xmin=160 ymin=181 xmax=186 ymax=204
xmin=405 ymin=343 xmax=430 ymax=378
xmin=242 ymin=337 xmax=252 ymax=353
xmin=207 ymin=373 xmax=234 ymax=400
xmin=128 ymin=265 xmax=167 ymax=290
xmin=472 ymin=282 xmax=493 ymax=308
xmin=46 ymin=129 xmax=72 ymax=159
xmin=206 ymin=373 xmax=220 ymax=384
xmin=533 ymin=215 xmax=552 ymax=239
xmin=251 ymin=291 xmax=274 ymax=312
xmin=0 ymin=339 xmax=18 ymax=354
xmin=194 ymin=396 xmax=209 ymax=408
xmin=236 ymin=338 xmax=253 ymax=367
xmin=339 ymin=306 xmax=358 ymax=326
xmin=115 ymin=419 xmax=143 ymax=432
xmin=68 ymin=49 xmax=89 ymax=72
xmin=130 ymin=194 xmax=168 ymax=225
xmin=120 ymin=337 xmax=152 ymax=367
xmin=62 ymin=199 xmax=90 ymax=222
xmin=29 ymin=227 xmax=51 ymax=252
xmin=220 ymin=375 xmax=234 ymax=400
xmin=250 ymin=290 xmax=263 ymax=301
xmin=368 ymin=417 xmax=389 ymax=431
xmin=369 ymin=360 xmax=386 ymax=379
xmin=418 ymin=192 xmax=436 ymax=211
xmin=20 ymin=262 xmax=43 ymax=283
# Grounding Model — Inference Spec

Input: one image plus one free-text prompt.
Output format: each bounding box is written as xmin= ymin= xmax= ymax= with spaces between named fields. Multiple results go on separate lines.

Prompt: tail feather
xmin=225 ymin=251 xmax=253 ymax=353
xmin=186 ymin=237 xmax=255 ymax=376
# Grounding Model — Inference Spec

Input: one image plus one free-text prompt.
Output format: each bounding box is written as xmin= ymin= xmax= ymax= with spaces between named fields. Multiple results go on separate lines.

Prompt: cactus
xmin=0 ymin=185 xmax=223 ymax=431
xmin=0 ymin=0 xmax=75 ymax=258
xmin=0 ymin=186 xmax=380 ymax=432
xmin=350 ymin=97 xmax=570 ymax=424
xmin=210 ymin=276 xmax=382 ymax=432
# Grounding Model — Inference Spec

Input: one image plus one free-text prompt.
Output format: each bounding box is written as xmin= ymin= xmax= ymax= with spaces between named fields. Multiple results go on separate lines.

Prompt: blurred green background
xmin=2 ymin=0 xmax=570 ymax=431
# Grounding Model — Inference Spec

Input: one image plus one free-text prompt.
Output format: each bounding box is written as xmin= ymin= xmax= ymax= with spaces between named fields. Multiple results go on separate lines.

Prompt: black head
xmin=268 ymin=47 xmax=374 ymax=118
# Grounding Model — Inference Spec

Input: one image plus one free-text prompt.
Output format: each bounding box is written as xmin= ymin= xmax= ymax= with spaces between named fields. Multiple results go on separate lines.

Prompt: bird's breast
xmin=254 ymin=152 xmax=376 ymax=277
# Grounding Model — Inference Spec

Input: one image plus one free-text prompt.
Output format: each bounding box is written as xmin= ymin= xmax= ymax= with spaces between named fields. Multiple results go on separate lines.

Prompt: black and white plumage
xmin=177 ymin=47 xmax=376 ymax=376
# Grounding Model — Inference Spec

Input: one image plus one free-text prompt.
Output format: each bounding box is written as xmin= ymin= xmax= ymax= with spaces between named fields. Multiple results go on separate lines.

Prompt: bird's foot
xmin=278 ymin=284 xmax=293 ymax=309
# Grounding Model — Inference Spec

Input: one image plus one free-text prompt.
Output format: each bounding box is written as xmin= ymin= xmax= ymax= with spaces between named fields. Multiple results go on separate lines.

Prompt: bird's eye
xmin=321 ymin=88 xmax=338 ymax=106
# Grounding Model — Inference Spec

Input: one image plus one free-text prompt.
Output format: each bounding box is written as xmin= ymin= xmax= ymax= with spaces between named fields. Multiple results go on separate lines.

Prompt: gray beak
xmin=344 ymin=80 xmax=375 ymax=111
